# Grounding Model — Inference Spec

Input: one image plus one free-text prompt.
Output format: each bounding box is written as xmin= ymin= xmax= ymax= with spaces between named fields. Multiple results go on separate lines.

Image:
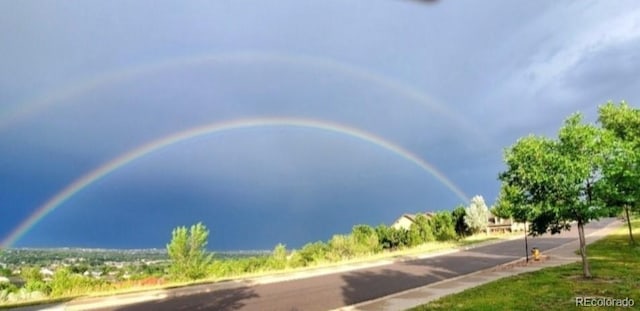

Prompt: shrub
xmin=266 ymin=243 xmax=288 ymax=270
xmin=432 ymin=211 xmax=457 ymax=241
xmin=411 ymin=214 xmax=436 ymax=244
xmin=375 ymin=224 xmax=392 ymax=250
xmin=24 ymin=280 xmax=51 ymax=295
xmin=166 ymin=222 xmax=213 ymax=281
xmin=452 ymin=205 xmax=472 ymax=238
xmin=20 ymin=266 xmax=42 ymax=283
xmin=351 ymin=225 xmax=381 ymax=254
xmin=327 ymin=235 xmax=357 ymax=261
xmin=293 ymin=241 xmax=329 ymax=267
xmin=0 ymin=282 xmax=18 ymax=293
xmin=49 ymin=268 xmax=108 ymax=297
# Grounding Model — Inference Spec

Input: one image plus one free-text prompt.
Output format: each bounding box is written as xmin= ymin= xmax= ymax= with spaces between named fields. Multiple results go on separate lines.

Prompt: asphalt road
xmin=96 ymin=219 xmax=615 ymax=311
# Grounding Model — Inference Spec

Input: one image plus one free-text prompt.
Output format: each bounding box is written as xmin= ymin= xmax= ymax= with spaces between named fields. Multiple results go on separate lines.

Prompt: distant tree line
xmin=167 ymin=198 xmax=496 ymax=281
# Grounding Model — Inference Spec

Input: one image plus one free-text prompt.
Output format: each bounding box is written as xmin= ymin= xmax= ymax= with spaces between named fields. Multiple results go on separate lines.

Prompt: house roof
xmin=401 ymin=214 xmax=416 ymax=221
xmin=394 ymin=212 xmax=435 ymax=224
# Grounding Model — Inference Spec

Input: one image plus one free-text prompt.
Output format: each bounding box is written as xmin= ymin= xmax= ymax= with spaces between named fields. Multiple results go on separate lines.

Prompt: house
xmin=487 ymin=213 xmax=525 ymax=233
xmin=391 ymin=212 xmax=435 ymax=230
xmin=83 ymin=271 xmax=103 ymax=278
xmin=39 ymin=268 xmax=54 ymax=277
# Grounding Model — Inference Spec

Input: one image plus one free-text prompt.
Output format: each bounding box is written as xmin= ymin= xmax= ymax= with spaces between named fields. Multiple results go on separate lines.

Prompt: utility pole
xmin=524 ymin=221 xmax=529 ymax=263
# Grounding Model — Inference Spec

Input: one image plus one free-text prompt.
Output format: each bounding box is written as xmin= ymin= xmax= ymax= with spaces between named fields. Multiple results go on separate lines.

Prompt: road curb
xmin=334 ymin=218 xmax=623 ymax=311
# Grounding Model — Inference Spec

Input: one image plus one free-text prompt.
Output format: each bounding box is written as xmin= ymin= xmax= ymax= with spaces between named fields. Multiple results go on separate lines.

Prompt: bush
xmin=240 ymin=256 xmax=269 ymax=274
xmin=0 ymin=267 xmax=12 ymax=277
xmin=20 ymin=266 xmax=42 ymax=283
xmin=375 ymin=224 xmax=392 ymax=250
xmin=410 ymin=214 xmax=436 ymax=245
xmin=432 ymin=211 xmax=457 ymax=241
xmin=49 ymin=268 xmax=110 ymax=297
xmin=209 ymin=255 xmax=273 ymax=278
xmin=452 ymin=206 xmax=472 ymax=238
xmin=393 ymin=227 xmax=411 ymax=248
xmin=408 ymin=225 xmax=423 ymax=247
xmin=24 ymin=280 xmax=51 ymax=295
xmin=291 ymin=241 xmax=329 ymax=267
xmin=327 ymin=235 xmax=357 ymax=261
xmin=351 ymin=225 xmax=381 ymax=254
xmin=266 ymin=243 xmax=288 ymax=270
xmin=376 ymin=225 xmax=410 ymax=250
xmin=0 ymin=282 xmax=18 ymax=293
xmin=209 ymin=260 xmax=236 ymax=278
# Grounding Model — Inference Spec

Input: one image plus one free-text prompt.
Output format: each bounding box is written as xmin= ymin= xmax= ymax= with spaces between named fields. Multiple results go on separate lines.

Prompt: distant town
xmin=0 ymin=248 xmax=268 ymax=286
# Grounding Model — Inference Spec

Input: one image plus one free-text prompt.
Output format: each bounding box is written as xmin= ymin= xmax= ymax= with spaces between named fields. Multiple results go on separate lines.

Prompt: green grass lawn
xmin=411 ymin=219 xmax=640 ymax=311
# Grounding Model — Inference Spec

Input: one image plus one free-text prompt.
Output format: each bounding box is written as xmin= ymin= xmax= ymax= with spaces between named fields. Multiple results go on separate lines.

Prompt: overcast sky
xmin=2 ymin=0 xmax=639 ymax=250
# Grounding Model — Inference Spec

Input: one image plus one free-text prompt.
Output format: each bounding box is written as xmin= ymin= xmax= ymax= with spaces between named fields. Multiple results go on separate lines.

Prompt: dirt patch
xmin=491 ymin=255 xmax=550 ymax=271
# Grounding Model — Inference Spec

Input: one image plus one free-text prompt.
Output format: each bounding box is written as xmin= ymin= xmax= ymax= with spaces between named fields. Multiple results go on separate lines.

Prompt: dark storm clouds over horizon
xmin=2 ymin=1 xmax=640 ymax=250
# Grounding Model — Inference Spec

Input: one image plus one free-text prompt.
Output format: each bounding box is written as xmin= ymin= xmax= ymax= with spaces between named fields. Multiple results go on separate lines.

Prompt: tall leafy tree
xmin=499 ymin=114 xmax=607 ymax=278
xmin=166 ymin=222 xmax=213 ymax=281
xmin=597 ymin=101 xmax=640 ymax=244
xmin=451 ymin=205 xmax=471 ymax=238
xmin=491 ymin=188 xmax=513 ymax=219
xmin=464 ymin=195 xmax=490 ymax=234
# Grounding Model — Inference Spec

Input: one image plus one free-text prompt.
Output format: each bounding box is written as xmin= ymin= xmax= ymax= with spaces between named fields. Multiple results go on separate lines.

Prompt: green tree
xmin=491 ymin=188 xmax=513 ymax=219
xmin=451 ymin=206 xmax=471 ymax=238
xmin=166 ymin=222 xmax=213 ymax=281
xmin=464 ymin=195 xmax=490 ymax=234
xmin=597 ymin=101 xmax=640 ymax=244
xmin=499 ymin=114 xmax=607 ymax=278
xmin=431 ymin=211 xmax=457 ymax=241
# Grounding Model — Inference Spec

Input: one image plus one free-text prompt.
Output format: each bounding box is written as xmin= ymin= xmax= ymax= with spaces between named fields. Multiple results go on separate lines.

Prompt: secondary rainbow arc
xmin=0 ymin=51 xmax=489 ymax=146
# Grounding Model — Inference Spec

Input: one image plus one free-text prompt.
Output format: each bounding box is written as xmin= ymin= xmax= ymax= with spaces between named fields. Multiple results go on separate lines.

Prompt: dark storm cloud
xmin=2 ymin=0 xmax=640 ymax=249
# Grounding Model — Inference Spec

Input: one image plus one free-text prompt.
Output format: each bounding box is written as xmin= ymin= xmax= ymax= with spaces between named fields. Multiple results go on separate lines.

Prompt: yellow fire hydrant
xmin=531 ymin=247 xmax=540 ymax=261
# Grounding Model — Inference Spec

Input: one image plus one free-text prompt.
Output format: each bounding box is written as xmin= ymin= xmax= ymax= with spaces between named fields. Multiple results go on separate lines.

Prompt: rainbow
xmin=0 ymin=117 xmax=469 ymax=248
xmin=0 ymin=51 xmax=489 ymax=145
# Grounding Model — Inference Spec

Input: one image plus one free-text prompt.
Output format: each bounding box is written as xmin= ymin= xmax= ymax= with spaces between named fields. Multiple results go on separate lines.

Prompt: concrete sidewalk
xmin=343 ymin=219 xmax=623 ymax=311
